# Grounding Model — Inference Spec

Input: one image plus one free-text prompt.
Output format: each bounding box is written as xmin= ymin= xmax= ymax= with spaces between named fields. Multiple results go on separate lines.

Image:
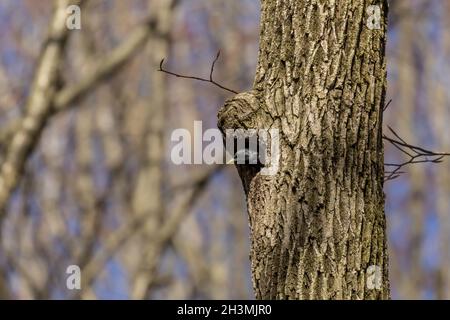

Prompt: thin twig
xmin=158 ymin=51 xmax=238 ymax=94
xmin=383 ymin=99 xmax=392 ymax=112
xmin=382 ymin=126 xmax=450 ymax=182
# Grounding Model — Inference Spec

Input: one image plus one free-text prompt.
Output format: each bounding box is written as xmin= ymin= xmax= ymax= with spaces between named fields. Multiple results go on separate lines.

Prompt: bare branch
xmin=383 ymin=99 xmax=393 ymax=112
xmin=0 ymin=12 xmax=158 ymax=216
xmin=78 ymin=165 xmax=223 ymax=296
xmin=158 ymin=51 xmax=239 ymax=94
xmin=53 ymin=17 xmax=159 ymax=112
xmin=383 ymin=126 xmax=450 ymax=182
xmin=0 ymin=0 xmax=84 ymax=217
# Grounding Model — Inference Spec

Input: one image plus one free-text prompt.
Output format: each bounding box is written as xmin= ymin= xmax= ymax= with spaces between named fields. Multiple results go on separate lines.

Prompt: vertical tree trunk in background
xmin=432 ymin=1 xmax=450 ymax=298
xmin=219 ymin=0 xmax=389 ymax=299
xmin=0 ymin=0 xmax=80 ymax=216
xmin=130 ymin=0 xmax=174 ymax=299
xmin=396 ymin=5 xmax=423 ymax=298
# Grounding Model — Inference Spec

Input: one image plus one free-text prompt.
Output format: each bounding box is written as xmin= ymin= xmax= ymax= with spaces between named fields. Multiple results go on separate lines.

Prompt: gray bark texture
xmin=218 ymin=0 xmax=389 ymax=299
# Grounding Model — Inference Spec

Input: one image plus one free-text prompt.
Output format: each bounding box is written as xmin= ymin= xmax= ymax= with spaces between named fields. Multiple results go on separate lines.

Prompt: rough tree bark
xmin=218 ymin=0 xmax=389 ymax=299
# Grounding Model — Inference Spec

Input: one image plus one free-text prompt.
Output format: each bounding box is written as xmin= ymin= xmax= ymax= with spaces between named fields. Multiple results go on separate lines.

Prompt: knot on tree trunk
xmin=217 ymin=90 xmax=263 ymax=132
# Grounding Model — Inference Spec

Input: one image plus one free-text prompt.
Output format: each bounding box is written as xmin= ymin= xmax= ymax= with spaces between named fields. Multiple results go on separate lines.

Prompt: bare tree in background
xmin=0 ymin=0 xmax=255 ymax=299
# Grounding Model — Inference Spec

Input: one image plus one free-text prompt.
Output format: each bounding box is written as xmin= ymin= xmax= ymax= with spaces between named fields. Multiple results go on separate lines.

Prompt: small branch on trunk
xmin=383 ymin=126 xmax=450 ymax=181
xmin=383 ymin=99 xmax=392 ymax=112
xmin=158 ymin=51 xmax=238 ymax=94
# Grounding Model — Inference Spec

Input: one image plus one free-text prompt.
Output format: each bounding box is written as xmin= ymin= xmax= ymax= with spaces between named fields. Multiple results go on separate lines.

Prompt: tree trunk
xmin=218 ymin=0 xmax=389 ymax=299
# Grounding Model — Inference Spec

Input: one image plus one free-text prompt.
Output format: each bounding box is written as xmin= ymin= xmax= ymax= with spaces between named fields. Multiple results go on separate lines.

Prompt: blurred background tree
xmin=0 ymin=0 xmax=448 ymax=299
